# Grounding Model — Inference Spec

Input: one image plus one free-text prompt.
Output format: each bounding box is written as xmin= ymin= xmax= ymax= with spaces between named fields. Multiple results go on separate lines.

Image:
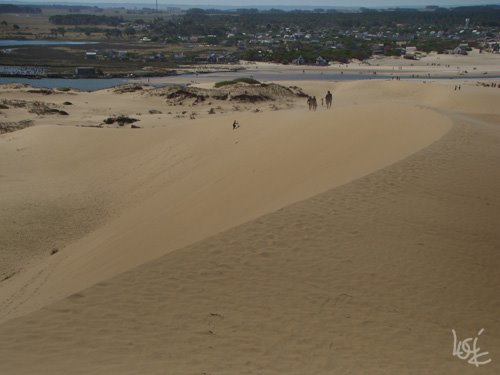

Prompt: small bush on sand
xmin=27 ymin=89 xmax=54 ymax=95
xmin=0 ymin=120 xmax=33 ymax=134
xmin=29 ymin=102 xmax=68 ymax=116
xmin=113 ymin=85 xmax=143 ymax=94
xmin=104 ymin=115 xmax=139 ymax=126
xmin=214 ymin=77 xmax=260 ymax=88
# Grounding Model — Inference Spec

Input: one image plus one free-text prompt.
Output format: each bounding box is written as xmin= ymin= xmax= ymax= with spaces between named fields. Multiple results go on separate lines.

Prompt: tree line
xmin=47 ymin=6 xmax=500 ymax=31
xmin=183 ymin=6 xmax=500 ymax=30
xmin=0 ymin=5 xmax=41 ymax=14
xmin=49 ymin=14 xmax=124 ymax=26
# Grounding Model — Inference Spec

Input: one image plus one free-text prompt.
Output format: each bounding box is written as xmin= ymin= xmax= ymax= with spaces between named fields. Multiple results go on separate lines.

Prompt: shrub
xmin=214 ymin=77 xmax=260 ymax=88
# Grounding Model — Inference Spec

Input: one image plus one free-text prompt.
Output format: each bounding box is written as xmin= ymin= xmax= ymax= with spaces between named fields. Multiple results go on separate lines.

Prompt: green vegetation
xmin=0 ymin=5 xmax=41 ymax=14
xmin=176 ymin=6 xmax=500 ymax=34
xmin=414 ymin=40 xmax=463 ymax=54
xmin=214 ymin=78 xmax=261 ymax=88
xmin=49 ymin=14 xmax=124 ymax=26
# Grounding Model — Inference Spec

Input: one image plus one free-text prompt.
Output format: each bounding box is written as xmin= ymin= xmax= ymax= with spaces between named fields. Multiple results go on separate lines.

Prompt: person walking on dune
xmin=307 ymin=96 xmax=313 ymax=111
xmin=325 ymin=90 xmax=333 ymax=109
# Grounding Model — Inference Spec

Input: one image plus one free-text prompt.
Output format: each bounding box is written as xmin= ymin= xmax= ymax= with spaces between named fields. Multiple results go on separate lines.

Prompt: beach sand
xmin=0 ymin=76 xmax=499 ymax=373
xmin=146 ymin=49 xmax=500 ymax=87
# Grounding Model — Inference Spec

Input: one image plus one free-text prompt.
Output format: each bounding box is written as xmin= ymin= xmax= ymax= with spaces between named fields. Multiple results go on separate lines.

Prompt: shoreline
xmin=2 ymin=49 xmax=500 ymax=82
xmin=2 ymin=71 xmax=500 ymax=93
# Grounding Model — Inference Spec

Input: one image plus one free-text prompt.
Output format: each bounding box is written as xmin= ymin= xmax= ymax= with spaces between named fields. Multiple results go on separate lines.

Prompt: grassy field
xmin=0 ymin=7 xmax=177 ymax=39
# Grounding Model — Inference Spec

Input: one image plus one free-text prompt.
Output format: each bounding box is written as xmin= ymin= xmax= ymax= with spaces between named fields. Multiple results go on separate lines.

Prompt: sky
xmin=6 ymin=0 xmax=495 ymax=7
xmin=145 ymin=0 xmax=484 ymax=5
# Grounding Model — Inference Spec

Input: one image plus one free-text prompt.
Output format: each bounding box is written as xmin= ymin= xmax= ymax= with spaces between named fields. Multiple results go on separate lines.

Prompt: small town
xmin=0 ymin=4 xmax=499 ymax=77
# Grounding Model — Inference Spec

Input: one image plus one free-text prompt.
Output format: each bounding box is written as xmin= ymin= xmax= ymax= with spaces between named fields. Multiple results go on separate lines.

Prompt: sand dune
xmin=0 ymin=81 xmax=452 ymax=322
xmin=0 ymin=79 xmax=499 ymax=373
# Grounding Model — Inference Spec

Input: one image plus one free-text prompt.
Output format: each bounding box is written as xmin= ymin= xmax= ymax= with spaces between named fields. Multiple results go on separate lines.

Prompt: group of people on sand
xmin=308 ymin=91 xmax=333 ymax=111
xmin=477 ymin=82 xmax=499 ymax=88
xmin=233 ymin=90 xmax=335 ymax=129
xmin=307 ymin=96 xmax=318 ymax=111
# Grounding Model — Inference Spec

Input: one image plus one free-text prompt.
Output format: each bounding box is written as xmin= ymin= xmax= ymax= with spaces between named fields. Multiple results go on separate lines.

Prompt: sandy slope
xmin=0 ymin=81 xmax=451 ymax=323
xmin=0 ymin=80 xmax=499 ymax=373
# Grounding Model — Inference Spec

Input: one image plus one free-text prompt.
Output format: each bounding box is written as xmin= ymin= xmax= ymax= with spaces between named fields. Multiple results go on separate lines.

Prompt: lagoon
xmin=0 ymin=40 xmax=97 ymax=47
xmin=0 ymin=77 xmax=129 ymax=91
xmin=0 ymin=73 xmax=385 ymax=91
xmin=1 ymin=71 xmax=498 ymax=92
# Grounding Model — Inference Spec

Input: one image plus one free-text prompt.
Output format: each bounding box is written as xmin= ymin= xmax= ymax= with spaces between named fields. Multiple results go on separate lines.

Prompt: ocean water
xmin=0 ymin=40 xmax=97 ymax=47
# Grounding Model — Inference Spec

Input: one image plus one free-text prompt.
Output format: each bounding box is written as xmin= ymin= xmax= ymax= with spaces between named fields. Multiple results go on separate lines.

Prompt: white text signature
xmin=452 ymin=328 xmax=492 ymax=367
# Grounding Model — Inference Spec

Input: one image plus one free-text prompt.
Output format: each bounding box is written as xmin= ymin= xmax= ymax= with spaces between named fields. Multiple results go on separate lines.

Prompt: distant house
xmin=447 ymin=44 xmax=469 ymax=55
xmin=221 ymin=54 xmax=238 ymax=64
xmin=173 ymin=52 xmax=185 ymax=60
xmin=237 ymin=40 xmax=246 ymax=50
xmin=207 ymin=53 xmax=218 ymax=63
xmin=75 ymin=67 xmax=97 ymax=77
xmin=371 ymin=43 xmax=384 ymax=55
xmin=194 ymin=57 xmax=207 ymax=63
xmin=404 ymin=46 xmax=418 ymax=59
xmin=316 ymin=56 xmax=328 ymax=66
xmin=458 ymin=43 xmax=470 ymax=54
xmin=292 ymin=55 xmax=305 ymax=65
xmin=85 ymin=51 xmax=97 ymax=60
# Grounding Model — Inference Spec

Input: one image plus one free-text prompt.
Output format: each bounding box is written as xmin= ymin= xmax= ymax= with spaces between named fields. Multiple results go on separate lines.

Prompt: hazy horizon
xmin=2 ymin=0 xmax=497 ymax=8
